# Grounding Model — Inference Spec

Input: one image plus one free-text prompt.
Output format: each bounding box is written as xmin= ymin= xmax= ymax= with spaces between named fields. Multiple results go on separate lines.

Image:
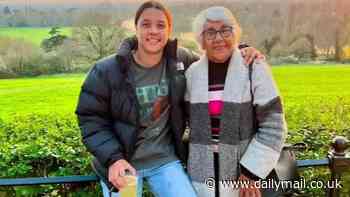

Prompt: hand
xmin=238 ymin=174 xmax=261 ymax=197
xmin=241 ymin=47 xmax=265 ymax=65
xmin=108 ymin=159 xmax=137 ymax=190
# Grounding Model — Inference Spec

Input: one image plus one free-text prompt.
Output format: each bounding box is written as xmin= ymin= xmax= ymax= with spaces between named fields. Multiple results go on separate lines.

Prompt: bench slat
xmin=296 ymin=159 xmax=329 ymax=168
xmin=0 ymin=175 xmax=99 ymax=186
xmin=0 ymin=159 xmax=331 ymax=187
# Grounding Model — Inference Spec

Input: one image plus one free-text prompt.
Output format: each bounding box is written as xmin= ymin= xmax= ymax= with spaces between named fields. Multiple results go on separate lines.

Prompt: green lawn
xmin=1 ymin=64 xmax=350 ymax=121
xmin=273 ymin=65 xmax=350 ymax=104
xmin=0 ymin=73 xmax=84 ymax=120
xmin=0 ymin=27 xmax=72 ymax=46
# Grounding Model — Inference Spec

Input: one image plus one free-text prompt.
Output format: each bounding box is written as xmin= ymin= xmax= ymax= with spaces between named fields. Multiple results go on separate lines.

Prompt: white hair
xmin=192 ymin=6 xmax=242 ymax=48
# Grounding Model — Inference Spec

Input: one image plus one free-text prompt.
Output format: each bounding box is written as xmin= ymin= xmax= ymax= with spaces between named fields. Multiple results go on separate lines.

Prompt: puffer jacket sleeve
xmin=76 ymin=63 xmax=124 ymax=168
xmin=176 ymin=47 xmax=199 ymax=69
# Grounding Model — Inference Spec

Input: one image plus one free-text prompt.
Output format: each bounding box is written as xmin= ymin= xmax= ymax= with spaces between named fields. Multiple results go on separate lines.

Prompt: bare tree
xmin=72 ymin=11 xmax=128 ymax=62
xmin=0 ymin=37 xmax=41 ymax=74
xmin=332 ymin=0 xmax=350 ymax=61
xmin=284 ymin=0 xmax=322 ymax=60
xmin=241 ymin=2 xmax=286 ymax=56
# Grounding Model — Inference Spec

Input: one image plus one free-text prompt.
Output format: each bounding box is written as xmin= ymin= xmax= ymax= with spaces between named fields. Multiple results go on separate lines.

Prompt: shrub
xmin=0 ymin=37 xmax=43 ymax=76
xmin=270 ymin=55 xmax=300 ymax=65
xmin=40 ymin=52 xmax=67 ymax=74
xmin=285 ymin=99 xmax=350 ymax=196
xmin=0 ymin=113 xmax=95 ymax=196
xmin=0 ymin=114 xmax=155 ymax=196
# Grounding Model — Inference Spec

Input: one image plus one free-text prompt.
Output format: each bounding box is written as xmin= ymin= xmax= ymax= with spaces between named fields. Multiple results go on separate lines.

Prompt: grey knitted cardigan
xmin=185 ymin=49 xmax=287 ymax=196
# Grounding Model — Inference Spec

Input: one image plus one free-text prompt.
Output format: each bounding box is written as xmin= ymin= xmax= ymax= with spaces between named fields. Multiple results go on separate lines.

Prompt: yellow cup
xmin=119 ymin=175 xmax=137 ymax=197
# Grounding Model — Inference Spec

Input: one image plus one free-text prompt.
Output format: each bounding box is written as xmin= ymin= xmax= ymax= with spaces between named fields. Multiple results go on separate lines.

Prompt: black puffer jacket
xmin=75 ymin=37 xmax=199 ymax=185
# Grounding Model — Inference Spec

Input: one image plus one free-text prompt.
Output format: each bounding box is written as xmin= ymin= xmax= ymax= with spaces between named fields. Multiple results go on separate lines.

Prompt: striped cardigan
xmin=185 ymin=48 xmax=287 ymax=196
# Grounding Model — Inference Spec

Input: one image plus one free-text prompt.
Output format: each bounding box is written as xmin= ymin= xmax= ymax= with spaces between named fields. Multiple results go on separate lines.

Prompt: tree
xmin=0 ymin=55 xmax=6 ymax=71
xmin=284 ymin=0 xmax=330 ymax=60
xmin=55 ymin=39 xmax=82 ymax=72
xmin=231 ymin=1 xmax=288 ymax=57
xmin=332 ymin=0 xmax=350 ymax=61
xmin=287 ymin=0 xmax=350 ymax=61
xmin=41 ymin=27 xmax=68 ymax=52
xmin=263 ymin=36 xmax=281 ymax=57
xmin=72 ymin=11 xmax=128 ymax=61
xmin=0 ymin=37 xmax=41 ymax=75
xmin=3 ymin=6 xmax=11 ymax=15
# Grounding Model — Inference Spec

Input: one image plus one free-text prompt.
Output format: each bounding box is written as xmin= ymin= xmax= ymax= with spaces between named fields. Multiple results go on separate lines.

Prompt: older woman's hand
xmin=238 ymin=174 xmax=262 ymax=197
xmin=241 ymin=47 xmax=265 ymax=66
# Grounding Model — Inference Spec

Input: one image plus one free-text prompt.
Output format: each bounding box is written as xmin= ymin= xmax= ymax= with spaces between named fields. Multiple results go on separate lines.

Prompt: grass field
xmin=273 ymin=64 xmax=350 ymax=104
xmin=1 ymin=64 xmax=350 ymax=121
xmin=0 ymin=27 xmax=72 ymax=46
xmin=0 ymin=73 xmax=83 ymax=120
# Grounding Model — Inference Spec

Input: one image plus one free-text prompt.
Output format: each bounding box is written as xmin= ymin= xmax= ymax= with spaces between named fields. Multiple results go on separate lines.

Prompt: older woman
xmin=185 ymin=7 xmax=287 ymax=197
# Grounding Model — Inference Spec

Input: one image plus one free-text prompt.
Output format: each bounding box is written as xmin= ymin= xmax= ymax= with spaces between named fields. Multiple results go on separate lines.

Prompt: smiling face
xmin=202 ymin=20 xmax=236 ymax=63
xmin=135 ymin=8 xmax=170 ymax=55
